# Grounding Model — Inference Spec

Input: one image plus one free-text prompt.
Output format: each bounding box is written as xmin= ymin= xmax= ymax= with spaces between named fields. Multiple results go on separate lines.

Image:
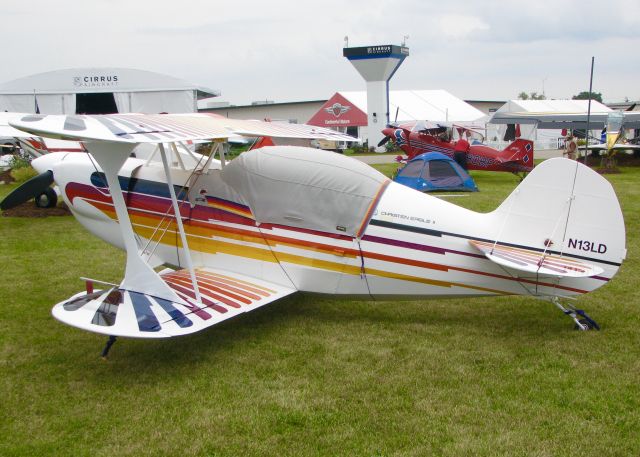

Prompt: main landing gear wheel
xmin=550 ymin=297 xmax=600 ymax=331
xmin=35 ymin=187 xmax=57 ymax=208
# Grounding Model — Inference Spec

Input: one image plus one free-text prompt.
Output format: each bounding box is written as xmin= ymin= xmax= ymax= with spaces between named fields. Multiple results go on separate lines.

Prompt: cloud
xmin=0 ymin=0 xmax=637 ymax=104
xmin=436 ymin=14 xmax=490 ymax=40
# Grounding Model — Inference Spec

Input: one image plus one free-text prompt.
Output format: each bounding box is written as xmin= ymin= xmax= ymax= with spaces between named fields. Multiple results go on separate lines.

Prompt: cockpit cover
xmin=220 ymin=146 xmax=389 ymax=237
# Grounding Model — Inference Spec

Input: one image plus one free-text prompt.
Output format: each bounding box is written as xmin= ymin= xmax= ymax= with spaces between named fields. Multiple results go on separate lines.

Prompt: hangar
xmin=0 ymin=67 xmax=219 ymax=114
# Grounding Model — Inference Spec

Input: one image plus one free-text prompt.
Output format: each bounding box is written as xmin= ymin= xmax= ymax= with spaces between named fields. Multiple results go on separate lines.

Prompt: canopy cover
xmin=221 ymin=147 xmax=389 ymax=237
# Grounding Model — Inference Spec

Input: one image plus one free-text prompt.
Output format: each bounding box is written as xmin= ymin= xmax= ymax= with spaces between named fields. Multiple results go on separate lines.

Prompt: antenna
xmin=344 ymin=36 xmax=348 ymax=48
xmin=402 ymin=35 xmax=409 ymax=46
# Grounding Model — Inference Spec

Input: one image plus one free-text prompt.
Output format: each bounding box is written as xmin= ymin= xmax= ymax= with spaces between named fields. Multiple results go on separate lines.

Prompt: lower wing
xmin=52 ymin=267 xmax=296 ymax=338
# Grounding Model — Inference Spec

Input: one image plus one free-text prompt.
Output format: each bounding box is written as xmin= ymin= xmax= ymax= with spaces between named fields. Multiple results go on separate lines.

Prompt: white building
xmin=0 ymin=68 xmax=219 ymax=114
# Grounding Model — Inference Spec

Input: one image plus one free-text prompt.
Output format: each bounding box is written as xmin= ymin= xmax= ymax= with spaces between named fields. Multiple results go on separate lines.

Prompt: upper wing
xmin=52 ymin=267 xmax=296 ymax=338
xmin=586 ymin=143 xmax=640 ymax=150
xmin=469 ymin=240 xmax=603 ymax=278
xmin=490 ymin=110 xmax=640 ymax=130
xmin=9 ymin=113 xmax=356 ymax=144
xmin=9 ymin=113 xmax=232 ymax=143
xmin=490 ymin=111 xmax=610 ymax=129
xmin=0 ymin=112 xmax=36 ymax=138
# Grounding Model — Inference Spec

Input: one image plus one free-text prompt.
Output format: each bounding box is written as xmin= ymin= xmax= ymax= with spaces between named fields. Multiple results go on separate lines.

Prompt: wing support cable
xmin=139 ymin=146 xmax=208 ymax=265
xmin=560 ymin=156 xmax=583 ymax=252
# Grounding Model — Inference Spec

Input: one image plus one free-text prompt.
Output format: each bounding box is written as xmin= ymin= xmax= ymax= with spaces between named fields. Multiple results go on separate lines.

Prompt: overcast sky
xmin=2 ymin=0 xmax=639 ymax=105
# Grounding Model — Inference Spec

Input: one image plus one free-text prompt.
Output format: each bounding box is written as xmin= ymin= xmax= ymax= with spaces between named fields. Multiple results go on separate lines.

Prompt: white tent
xmin=340 ymin=89 xmax=485 ymax=123
xmin=490 ymin=99 xmax=612 ymax=150
xmin=0 ymin=68 xmax=219 ymax=114
xmin=337 ymin=90 xmax=485 ymax=146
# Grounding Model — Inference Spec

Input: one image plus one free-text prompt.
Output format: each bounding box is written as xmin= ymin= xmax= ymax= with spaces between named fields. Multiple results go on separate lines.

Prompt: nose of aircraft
xmin=378 ymin=127 xmax=396 ymax=148
xmin=31 ymin=151 xmax=69 ymax=174
xmin=381 ymin=127 xmax=395 ymax=138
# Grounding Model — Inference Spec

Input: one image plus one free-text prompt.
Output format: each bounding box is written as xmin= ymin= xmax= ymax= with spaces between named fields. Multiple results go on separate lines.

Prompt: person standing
xmin=453 ymin=136 xmax=470 ymax=169
xmin=565 ymin=133 xmax=578 ymax=160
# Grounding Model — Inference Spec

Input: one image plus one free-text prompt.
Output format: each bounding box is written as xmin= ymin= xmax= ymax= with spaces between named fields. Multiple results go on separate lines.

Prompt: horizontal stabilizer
xmin=52 ymin=268 xmax=295 ymax=338
xmin=469 ymin=240 xmax=603 ymax=278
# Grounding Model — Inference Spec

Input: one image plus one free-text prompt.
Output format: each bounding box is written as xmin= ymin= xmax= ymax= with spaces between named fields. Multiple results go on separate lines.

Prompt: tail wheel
xmin=574 ymin=319 xmax=593 ymax=331
xmin=35 ymin=188 xmax=57 ymax=208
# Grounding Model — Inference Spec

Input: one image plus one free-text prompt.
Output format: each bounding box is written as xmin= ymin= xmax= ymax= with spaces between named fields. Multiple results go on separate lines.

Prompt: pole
xmin=584 ymin=57 xmax=595 ymax=167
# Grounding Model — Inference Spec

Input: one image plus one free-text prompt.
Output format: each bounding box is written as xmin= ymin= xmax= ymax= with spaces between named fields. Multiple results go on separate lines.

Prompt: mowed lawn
xmin=0 ymin=162 xmax=639 ymax=457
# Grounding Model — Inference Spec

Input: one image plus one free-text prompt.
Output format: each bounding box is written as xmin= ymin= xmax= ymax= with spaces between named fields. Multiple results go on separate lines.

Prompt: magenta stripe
xmin=362 ymin=234 xmax=485 ymax=259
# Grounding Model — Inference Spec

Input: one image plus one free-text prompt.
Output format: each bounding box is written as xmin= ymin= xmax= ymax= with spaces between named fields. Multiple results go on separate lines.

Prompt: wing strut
xmin=83 ymin=141 xmax=185 ymax=304
xmin=158 ymin=143 xmax=202 ymax=303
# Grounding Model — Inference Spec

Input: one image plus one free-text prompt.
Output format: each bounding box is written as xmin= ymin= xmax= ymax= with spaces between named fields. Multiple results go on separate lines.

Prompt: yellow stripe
xmin=94 ymin=202 xmax=510 ymax=295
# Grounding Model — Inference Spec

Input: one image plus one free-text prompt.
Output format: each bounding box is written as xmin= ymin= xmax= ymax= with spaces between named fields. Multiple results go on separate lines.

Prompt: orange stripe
xmin=357 ymin=180 xmax=390 ymax=238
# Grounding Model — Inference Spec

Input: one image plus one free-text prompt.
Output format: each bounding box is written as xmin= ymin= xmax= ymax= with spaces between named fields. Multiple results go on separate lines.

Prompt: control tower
xmin=343 ymin=44 xmax=409 ymax=151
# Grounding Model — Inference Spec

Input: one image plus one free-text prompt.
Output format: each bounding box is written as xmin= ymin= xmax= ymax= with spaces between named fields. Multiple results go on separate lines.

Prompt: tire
xmin=574 ymin=318 xmax=593 ymax=331
xmin=35 ymin=188 xmax=57 ymax=208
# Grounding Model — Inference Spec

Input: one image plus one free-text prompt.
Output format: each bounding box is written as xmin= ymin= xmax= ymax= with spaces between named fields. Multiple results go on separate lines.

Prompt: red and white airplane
xmin=3 ymin=113 xmax=626 ymax=356
xmin=380 ymin=121 xmax=534 ymax=174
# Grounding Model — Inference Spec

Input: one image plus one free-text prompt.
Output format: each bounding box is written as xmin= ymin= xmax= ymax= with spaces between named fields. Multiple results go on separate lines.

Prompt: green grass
xmin=1 ymin=165 xmax=639 ymax=456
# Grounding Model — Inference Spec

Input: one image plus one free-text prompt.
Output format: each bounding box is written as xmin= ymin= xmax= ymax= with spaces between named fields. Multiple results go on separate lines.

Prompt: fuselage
xmin=382 ymin=127 xmax=533 ymax=173
xmin=38 ymin=151 xmax=619 ymax=302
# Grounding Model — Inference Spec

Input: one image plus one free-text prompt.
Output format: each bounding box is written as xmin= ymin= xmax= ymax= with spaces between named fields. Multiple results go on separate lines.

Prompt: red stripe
xmin=164 ymin=275 xmax=252 ymax=305
xmin=165 ymin=278 xmax=242 ymax=309
xmin=166 ymin=282 xmax=228 ymax=314
xmin=167 ymin=292 xmax=213 ymax=319
xmin=169 ymin=271 xmax=262 ymax=301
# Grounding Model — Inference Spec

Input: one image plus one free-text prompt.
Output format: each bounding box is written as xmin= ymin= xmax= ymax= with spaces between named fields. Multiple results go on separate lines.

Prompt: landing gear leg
xmin=551 ymin=297 xmax=600 ymax=331
xmin=101 ymin=335 xmax=117 ymax=360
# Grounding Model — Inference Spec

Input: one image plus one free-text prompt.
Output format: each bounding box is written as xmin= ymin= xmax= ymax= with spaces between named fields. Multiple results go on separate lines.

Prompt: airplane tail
xmin=497 ymin=139 xmax=534 ymax=170
xmin=472 ymin=158 xmax=626 ymax=293
xmin=249 ymin=136 xmax=276 ymax=150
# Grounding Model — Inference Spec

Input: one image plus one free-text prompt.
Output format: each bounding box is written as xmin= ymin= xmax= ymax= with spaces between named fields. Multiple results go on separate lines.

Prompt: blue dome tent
xmin=394 ymin=152 xmax=478 ymax=192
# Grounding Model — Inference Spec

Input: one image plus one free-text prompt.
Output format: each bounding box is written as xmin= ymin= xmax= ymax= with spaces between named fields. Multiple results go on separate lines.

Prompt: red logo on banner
xmin=325 ymin=103 xmax=351 ymax=118
xmin=308 ymin=93 xmax=367 ymax=127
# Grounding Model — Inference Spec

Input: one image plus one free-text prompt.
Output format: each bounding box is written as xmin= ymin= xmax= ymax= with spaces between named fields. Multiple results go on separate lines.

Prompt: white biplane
xmin=3 ymin=113 xmax=627 ymax=356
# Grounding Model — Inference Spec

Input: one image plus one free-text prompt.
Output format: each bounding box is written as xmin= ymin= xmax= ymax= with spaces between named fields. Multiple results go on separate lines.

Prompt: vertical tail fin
xmin=249 ymin=136 xmax=276 ymax=150
xmin=486 ymin=158 xmax=625 ymax=286
xmin=498 ymin=139 xmax=534 ymax=170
